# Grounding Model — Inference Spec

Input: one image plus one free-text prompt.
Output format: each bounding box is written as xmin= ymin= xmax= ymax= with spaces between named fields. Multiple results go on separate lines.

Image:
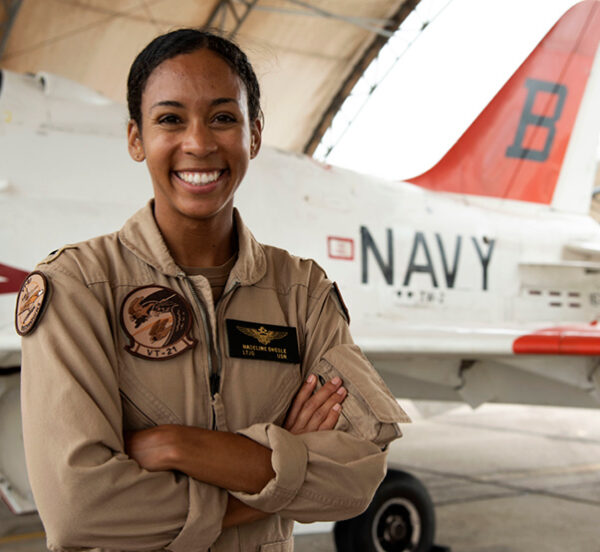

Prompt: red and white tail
xmin=407 ymin=0 xmax=600 ymax=214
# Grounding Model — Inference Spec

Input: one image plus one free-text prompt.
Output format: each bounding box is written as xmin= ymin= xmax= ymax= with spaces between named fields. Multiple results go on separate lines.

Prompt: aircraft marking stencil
xmin=505 ymin=78 xmax=567 ymax=163
xmin=329 ymin=229 xmax=496 ymax=295
xmin=358 ymin=227 xmax=495 ymax=291
xmin=2 ymin=0 xmax=600 ymax=515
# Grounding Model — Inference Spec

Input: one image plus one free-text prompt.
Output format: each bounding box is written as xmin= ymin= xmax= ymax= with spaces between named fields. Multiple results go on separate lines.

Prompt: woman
xmin=18 ymin=29 xmax=408 ymax=552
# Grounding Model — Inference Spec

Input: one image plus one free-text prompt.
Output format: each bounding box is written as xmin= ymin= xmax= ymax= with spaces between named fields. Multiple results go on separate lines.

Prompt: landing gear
xmin=333 ymin=470 xmax=436 ymax=552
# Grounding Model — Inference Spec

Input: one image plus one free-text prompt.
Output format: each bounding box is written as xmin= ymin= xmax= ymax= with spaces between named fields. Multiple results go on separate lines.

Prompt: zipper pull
xmin=210 ymin=372 xmax=221 ymax=395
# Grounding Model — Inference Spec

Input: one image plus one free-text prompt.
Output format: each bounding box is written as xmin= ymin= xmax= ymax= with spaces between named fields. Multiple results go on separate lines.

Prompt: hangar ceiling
xmin=0 ymin=0 xmax=419 ymax=153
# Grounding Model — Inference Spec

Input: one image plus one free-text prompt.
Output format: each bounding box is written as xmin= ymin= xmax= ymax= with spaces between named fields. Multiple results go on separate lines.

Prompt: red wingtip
xmin=407 ymin=0 xmax=600 ymax=204
xmin=513 ymin=322 xmax=600 ymax=355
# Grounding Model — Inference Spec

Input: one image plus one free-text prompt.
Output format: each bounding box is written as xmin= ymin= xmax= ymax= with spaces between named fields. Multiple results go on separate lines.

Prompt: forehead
xmin=142 ymin=49 xmax=247 ymax=109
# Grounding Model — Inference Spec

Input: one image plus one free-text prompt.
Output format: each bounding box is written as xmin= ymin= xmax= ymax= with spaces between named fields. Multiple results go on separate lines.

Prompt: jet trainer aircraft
xmin=1 ymin=1 xmax=600 ymax=551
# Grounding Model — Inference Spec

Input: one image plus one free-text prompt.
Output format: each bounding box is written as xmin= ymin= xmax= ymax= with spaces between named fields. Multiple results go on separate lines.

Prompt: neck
xmin=153 ymin=203 xmax=237 ymax=268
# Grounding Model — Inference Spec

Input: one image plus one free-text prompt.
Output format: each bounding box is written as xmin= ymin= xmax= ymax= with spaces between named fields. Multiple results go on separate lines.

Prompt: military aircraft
xmin=1 ymin=1 xmax=600 ymax=551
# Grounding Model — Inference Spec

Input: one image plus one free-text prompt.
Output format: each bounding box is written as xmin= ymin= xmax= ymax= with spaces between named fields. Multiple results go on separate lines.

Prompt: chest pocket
xmin=117 ymin=282 xmax=200 ymax=431
xmin=119 ymin=363 xmax=183 ymax=431
xmin=225 ymin=356 xmax=302 ymax=430
xmin=223 ymin=318 xmax=303 ymax=430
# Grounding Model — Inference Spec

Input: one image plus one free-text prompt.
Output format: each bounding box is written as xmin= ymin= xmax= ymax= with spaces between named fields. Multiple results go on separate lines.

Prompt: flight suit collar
xmin=118 ymin=200 xmax=267 ymax=285
xmin=230 ymin=208 xmax=267 ymax=287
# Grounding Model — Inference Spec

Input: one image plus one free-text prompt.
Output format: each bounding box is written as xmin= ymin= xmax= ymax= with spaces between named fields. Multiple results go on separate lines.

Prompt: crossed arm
xmin=125 ymin=374 xmax=347 ymax=528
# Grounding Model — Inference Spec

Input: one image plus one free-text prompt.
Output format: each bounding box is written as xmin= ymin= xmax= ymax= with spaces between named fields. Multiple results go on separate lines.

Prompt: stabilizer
xmin=407 ymin=1 xmax=600 ymax=213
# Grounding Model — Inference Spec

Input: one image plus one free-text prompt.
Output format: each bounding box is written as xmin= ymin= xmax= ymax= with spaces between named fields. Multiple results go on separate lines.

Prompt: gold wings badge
xmin=237 ymin=325 xmax=288 ymax=345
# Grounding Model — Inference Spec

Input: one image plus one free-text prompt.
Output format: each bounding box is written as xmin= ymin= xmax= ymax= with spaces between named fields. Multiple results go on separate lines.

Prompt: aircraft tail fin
xmin=407 ymin=0 xmax=600 ymax=214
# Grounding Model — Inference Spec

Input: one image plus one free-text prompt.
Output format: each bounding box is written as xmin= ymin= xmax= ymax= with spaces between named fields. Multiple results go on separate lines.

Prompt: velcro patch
xmin=120 ymin=285 xmax=197 ymax=361
xmin=226 ymin=319 xmax=300 ymax=363
xmin=15 ymin=271 xmax=50 ymax=336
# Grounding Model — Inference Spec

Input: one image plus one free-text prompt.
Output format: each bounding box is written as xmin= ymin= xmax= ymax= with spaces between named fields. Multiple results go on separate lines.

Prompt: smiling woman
xmin=128 ymin=47 xmax=261 ymax=267
xmin=17 ymin=28 xmax=407 ymax=552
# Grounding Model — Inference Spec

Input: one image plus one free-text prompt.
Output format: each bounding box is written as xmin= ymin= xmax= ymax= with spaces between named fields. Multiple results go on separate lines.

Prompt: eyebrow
xmin=150 ymin=98 xmax=239 ymax=110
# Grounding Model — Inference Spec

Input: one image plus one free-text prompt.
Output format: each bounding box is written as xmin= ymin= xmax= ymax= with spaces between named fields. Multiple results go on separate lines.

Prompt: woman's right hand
xmin=283 ymin=374 xmax=347 ymax=435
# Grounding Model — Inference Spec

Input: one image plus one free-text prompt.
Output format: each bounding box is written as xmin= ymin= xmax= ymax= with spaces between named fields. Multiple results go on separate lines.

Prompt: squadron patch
xmin=120 ymin=285 xmax=197 ymax=361
xmin=226 ymin=318 xmax=299 ymax=363
xmin=15 ymin=271 xmax=49 ymax=336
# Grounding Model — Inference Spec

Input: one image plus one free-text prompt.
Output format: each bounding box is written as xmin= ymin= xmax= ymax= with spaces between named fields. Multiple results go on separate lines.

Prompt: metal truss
xmin=0 ymin=0 xmax=22 ymax=59
xmin=205 ymin=0 xmax=260 ymax=38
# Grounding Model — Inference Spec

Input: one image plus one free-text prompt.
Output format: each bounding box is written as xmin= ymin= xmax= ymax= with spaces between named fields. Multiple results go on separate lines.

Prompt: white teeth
xmin=177 ymin=170 xmax=222 ymax=185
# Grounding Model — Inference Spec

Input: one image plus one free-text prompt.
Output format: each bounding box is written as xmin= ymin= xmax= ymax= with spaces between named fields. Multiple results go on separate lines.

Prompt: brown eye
xmin=158 ymin=114 xmax=181 ymax=125
xmin=213 ymin=113 xmax=237 ymax=124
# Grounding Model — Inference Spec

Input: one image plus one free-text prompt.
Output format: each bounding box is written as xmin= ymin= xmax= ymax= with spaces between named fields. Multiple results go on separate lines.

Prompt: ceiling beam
xmin=284 ymin=0 xmax=393 ymax=38
xmin=205 ymin=0 xmax=260 ymax=38
xmin=0 ymin=0 xmax=22 ymax=60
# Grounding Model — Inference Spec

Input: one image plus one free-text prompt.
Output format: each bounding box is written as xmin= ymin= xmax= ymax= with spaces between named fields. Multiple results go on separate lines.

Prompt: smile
xmin=175 ymin=170 xmax=224 ymax=186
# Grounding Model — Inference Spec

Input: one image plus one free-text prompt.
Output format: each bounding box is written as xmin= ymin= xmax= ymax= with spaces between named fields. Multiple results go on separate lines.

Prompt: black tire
xmin=333 ymin=470 xmax=435 ymax=552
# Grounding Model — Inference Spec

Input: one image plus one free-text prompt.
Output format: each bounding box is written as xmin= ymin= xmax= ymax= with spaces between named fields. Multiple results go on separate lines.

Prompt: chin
xmin=178 ymin=201 xmax=232 ymax=222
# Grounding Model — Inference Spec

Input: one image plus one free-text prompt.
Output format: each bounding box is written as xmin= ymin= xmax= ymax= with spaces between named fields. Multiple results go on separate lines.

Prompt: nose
xmin=182 ymin=121 xmax=218 ymax=156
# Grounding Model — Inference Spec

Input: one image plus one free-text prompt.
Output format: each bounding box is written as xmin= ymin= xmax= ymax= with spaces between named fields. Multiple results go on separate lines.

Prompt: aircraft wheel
xmin=333 ymin=470 xmax=435 ymax=552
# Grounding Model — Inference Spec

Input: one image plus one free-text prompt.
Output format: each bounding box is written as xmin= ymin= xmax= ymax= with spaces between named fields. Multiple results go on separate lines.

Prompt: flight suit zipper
xmin=182 ymin=275 xmax=218 ymax=429
xmin=213 ymin=280 xmax=241 ymax=391
xmin=181 ymin=275 xmax=240 ymax=430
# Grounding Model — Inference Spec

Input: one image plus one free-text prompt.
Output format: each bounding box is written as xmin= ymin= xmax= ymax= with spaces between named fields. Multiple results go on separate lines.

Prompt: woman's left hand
xmin=283 ymin=374 xmax=347 ymax=435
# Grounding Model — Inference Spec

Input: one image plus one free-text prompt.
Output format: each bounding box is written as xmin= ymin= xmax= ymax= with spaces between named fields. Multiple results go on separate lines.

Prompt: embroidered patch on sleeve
xmin=120 ymin=285 xmax=197 ymax=360
xmin=226 ymin=319 xmax=300 ymax=363
xmin=15 ymin=271 xmax=50 ymax=336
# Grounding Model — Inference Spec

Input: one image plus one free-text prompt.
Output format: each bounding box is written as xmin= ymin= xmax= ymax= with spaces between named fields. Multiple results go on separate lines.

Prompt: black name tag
xmin=226 ymin=319 xmax=300 ymax=363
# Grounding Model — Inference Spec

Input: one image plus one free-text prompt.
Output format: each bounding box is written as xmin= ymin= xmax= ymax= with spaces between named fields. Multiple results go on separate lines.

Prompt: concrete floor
xmin=2 ymin=402 xmax=600 ymax=551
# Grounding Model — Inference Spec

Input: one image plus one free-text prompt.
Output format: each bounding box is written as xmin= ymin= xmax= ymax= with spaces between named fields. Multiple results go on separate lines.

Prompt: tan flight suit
xmin=20 ymin=202 xmax=409 ymax=552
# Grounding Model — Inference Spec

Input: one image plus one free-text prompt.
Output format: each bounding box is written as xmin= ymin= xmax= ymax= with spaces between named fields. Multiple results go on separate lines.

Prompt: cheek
xmin=231 ymin=138 xmax=252 ymax=165
xmin=143 ymin=137 xmax=173 ymax=166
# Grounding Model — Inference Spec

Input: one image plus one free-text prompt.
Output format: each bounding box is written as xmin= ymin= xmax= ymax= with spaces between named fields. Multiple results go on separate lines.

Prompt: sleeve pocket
xmin=314 ymin=344 xmax=411 ymax=448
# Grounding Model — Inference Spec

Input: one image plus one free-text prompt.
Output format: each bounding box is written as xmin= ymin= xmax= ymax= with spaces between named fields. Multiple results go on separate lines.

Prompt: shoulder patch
xmin=331 ymin=282 xmax=350 ymax=324
xmin=15 ymin=271 xmax=50 ymax=336
xmin=120 ymin=285 xmax=197 ymax=361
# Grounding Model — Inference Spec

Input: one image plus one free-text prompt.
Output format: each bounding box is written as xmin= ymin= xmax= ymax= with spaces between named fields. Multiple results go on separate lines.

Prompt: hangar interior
xmin=0 ymin=0 xmax=420 ymax=155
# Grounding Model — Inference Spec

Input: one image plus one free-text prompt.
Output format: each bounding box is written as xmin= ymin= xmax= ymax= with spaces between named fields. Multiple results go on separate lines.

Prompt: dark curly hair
xmin=127 ymin=28 xmax=262 ymax=127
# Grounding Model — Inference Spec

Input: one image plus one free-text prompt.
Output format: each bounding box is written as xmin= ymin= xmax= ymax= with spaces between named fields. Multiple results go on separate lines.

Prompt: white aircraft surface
xmin=1 ymin=1 xmax=600 ymax=550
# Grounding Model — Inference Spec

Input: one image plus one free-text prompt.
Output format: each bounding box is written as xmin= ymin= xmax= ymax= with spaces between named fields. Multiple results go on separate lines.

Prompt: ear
xmin=249 ymin=118 xmax=263 ymax=159
xmin=127 ymin=119 xmax=145 ymax=162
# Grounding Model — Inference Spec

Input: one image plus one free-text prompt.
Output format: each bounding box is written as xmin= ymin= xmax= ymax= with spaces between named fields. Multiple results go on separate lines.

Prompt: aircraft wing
xmin=359 ymin=321 xmax=600 ymax=411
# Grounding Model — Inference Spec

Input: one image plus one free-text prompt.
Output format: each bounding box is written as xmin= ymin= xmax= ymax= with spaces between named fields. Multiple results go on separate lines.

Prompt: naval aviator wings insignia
xmin=236 ymin=325 xmax=288 ymax=345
